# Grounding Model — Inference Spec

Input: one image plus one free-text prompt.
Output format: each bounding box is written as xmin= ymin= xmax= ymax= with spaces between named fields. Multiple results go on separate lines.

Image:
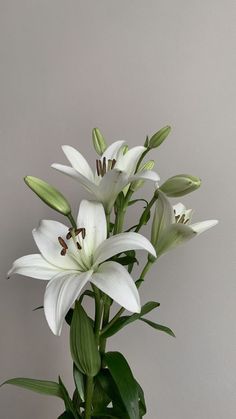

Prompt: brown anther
xmin=81 ymin=228 xmax=86 ymax=239
xmin=102 ymin=157 xmax=106 ymax=175
xmin=58 ymin=236 xmax=68 ymax=249
xmin=178 ymin=214 xmax=185 ymax=224
xmin=66 ymin=231 xmax=72 ymax=240
xmin=111 ymin=159 xmax=116 ymax=169
xmin=96 ymin=159 xmax=100 ymax=176
xmin=98 ymin=159 xmax=103 ymax=176
xmin=77 ymin=242 xmax=82 ymax=250
xmin=107 ymin=159 xmax=113 ymax=171
xmin=60 ymin=248 xmax=67 ymax=256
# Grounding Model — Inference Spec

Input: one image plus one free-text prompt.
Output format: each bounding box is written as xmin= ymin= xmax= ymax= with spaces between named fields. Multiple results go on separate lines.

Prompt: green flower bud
xmin=92 ymin=128 xmax=107 ymax=155
xmin=130 ymin=160 xmax=155 ymax=192
xmin=70 ymin=302 xmax=101 ymax=377
xmin=160 ymin=174 xmax=201 ymax=197
xmin=24 ymin=176 xmax=71 ymax=216
xmin=149 ymin=125 xmax=171 ymax=149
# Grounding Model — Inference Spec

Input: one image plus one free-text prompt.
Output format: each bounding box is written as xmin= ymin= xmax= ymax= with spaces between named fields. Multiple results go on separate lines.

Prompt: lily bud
xmin=160 ymin=174 xmax=201 ymax=197
xmin=130 ymin=160 xmax=155 ymax=192
xmin=24 ymin=176 xmax=71 ymax=216
xmin=92 ymin=128 xmax=107 ymax=155
xmin=70 ymin=302 xmax=101 ymax=377
xmin=149 ymin=126 xmax=171 ymax=149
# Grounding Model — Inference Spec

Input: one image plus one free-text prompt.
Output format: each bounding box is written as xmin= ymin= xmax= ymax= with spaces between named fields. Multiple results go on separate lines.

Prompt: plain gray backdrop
xmin=0 ymin=1 xmax=235 ymax=418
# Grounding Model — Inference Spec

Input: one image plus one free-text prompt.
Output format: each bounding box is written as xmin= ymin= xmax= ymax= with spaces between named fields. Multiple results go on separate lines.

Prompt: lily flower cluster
xmin=5 ymin=127 xmax=218 ymax=419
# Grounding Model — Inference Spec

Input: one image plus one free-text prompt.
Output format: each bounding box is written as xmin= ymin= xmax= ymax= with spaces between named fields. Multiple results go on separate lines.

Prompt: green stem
xmin=106 ymin=212 xmax=110 ymax=237
xmin=84 ymin=375 xmax=94 ymax=419
xmin=139 ymin=260 xmax=153 ymax=282
xmin=92 ymin=285 xmax=102 ymax=344
xmin=67 ymin=212 xmax=77 ymax=229
xmin=135 ymin=148 xmax=150 ymax=172
xmin=99 ymin=303 xmax=110 ymax=358
xmin=135 ymin=192 xmax=158 ymax=233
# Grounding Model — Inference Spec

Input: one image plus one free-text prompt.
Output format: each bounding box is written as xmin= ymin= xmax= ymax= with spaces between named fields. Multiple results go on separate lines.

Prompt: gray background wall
xmin=0 ymin=1 xmax=235 ymax=418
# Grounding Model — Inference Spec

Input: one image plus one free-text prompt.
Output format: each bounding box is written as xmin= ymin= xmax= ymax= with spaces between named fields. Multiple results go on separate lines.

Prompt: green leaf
xmin=32 ymin=305 xmax=43 ymax=311
xmin=102 ymin=302 xmax=160 ymax=338
xmin=104 ymin=352 xmax=139 ymax=419
xmin=58 ymin=377 xmax=80 ymax=419
xmin=114 ymin=255 xmax=138 ymax=266
xmin=135 ymin=380 xmax=146 ymax=417
xmin=1 ymin=378 xmax=63 ymax=399
xmin=140 ymin=318 xmax=175 ymax=337
xmin=58 ymin=411 xmax=77 ymax=419
xmin=128 ymin=199 xmax=148 ymax=207
xmin=70 ymin=302 xmax=101 ymax=377
xmin=73 ymin=364 xmax=85 ymax=402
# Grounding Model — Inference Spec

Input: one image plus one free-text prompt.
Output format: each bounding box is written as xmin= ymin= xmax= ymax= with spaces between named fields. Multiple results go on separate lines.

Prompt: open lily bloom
xmin=8 ymin=200 xmax=156 ymax=335
xmin=52 ymin=142 xmax=160 ymax=213
xmin=152 ymin=191 xmax=218 ymax=257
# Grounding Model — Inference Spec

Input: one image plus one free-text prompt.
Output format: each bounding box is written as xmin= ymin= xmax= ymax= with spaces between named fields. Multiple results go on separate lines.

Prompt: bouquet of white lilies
xmin=3 ymin=127 xmax=218 ymax=418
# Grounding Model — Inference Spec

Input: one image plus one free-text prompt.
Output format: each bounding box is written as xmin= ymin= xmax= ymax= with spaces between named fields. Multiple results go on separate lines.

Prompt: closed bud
xmin=160 ymin=174 xmax=201 ymax=197
xmin=92 ymin=128 xmax=107 ymax=155
xmin=70 ymin=302 xmax=101 ymax=377
xmin=130 ymin=160 xmax=155 ymax=192
xmin=24 ymin=176 xmax=71 ymax=216
xmin=149 ymin=125 xmax=171 ymax=149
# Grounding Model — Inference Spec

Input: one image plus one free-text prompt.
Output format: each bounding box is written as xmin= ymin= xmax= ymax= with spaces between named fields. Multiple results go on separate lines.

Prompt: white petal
xmin=52 ymin=164 xmax=99 ymax=197
xmin=190 ymin=220 xmax=219 ymax=235
xmin=173 ymin=203 xmax=186 ymax=217
xmin=77 ymin=200 xmax=107 ymax=259
xmin=101 ymin=140 xmax=125 ymax=161
xmin=33 ymin=220 xmax=79 ymax=270
xmin=44 ymin=270 xmax=93 ymax=335
xmin=116 ymin=146 xmax=146 ymax=176
xmin=91 ymin=261 xmax=140 ymax=313
xmin=130 ymin=170 xmax=160 ymax=183
xmin=94 ymin=232 xmax=156 ymax=265
xmin=98 ymin=169 xmax=130 ymax=213
xmin=7 ymin=254 xmax=59 ymax=280
xmin=62 ymin=145 xmax=94 ymax=181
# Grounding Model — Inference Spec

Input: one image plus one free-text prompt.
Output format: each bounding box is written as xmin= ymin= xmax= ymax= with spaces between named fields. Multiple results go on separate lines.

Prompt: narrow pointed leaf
xmin=102 ymin=302 xmax=160 ymax=338
xmin=140 ymin=318 xmax=175 ymax=337
xmin=1 ymin=378 xmax=63 ymax=398
xmin=104 ymin=352 xmax=139 ymax=419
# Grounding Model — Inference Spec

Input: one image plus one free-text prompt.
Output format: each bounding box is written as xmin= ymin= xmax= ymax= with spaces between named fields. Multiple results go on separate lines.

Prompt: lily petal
xmin=190 ymin=220 xmax=218 ymax=234
xmin=62 ymin=145 xmax=94 ymax=181
xmin=7 ymin=254 xmax=59 ymax=280
xmin=101 ymin=140 xmax=125 ymax=161
xmin=173 ymin=203 xmax=186 ymax=216
xmin=98 ymin=169 xmax=129 ymax=212
xmin=116 ymin=146 xmax=146 ymax=176
xmin=94 ymin=232 xmax=156 ymax=265
xmin=91 ymin=261 xmax=140 ymax=313
xmin=33 ymin=220 xmax=79 ymax=270
xmin=44 ymin=270 xmax=93 ymax=335
xmin=129 ymin=170 xmax=160 ymax=183
xmin=52 ymin=164 xmax=100 ymax=197
xmin=77 ymin=200 xmax=107 ymax=258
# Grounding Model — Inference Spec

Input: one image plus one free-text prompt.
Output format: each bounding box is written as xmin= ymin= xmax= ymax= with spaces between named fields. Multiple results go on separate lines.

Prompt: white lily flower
xmin=151 ymin=191 xmax=218 ymax=257
xmin=173 ymin=202 xmax=218 ymax=234
xmin=51 ymin=142 xmax=160 ymax=213
xmin=8 ymin=200 xmax=156 ymax=336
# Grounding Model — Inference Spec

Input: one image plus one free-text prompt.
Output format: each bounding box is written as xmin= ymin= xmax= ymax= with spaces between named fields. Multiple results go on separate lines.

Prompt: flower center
xmin=174 ymin=211 xmax=190 ymax=224
xmin=58 ymin=227 xmax=86 ymax=256
xmin=96 ymin=157 xmax=116 ymax=177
